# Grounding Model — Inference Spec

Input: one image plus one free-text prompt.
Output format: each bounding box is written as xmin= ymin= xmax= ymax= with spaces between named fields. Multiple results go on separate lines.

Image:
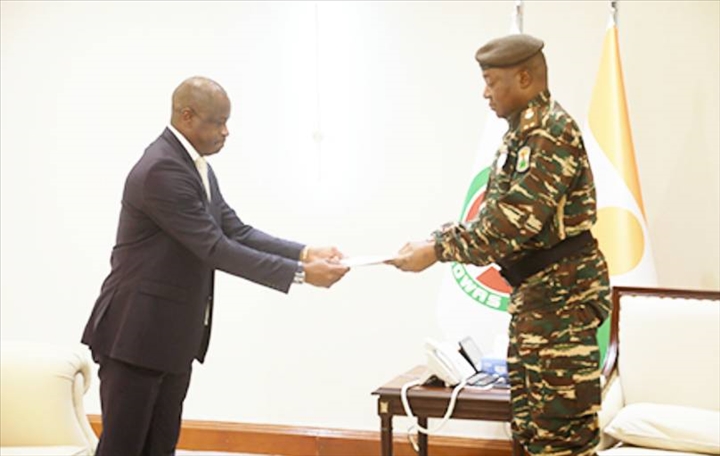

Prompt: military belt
xmin=497 ymin=231 xmax=595 ymax=288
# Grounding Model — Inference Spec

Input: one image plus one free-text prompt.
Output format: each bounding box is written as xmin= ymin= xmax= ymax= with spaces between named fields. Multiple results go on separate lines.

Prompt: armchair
xmin=597 ymin=286 xmax=720 ymax=455
xmin=0 ymin=341 xmax=98 ymax=456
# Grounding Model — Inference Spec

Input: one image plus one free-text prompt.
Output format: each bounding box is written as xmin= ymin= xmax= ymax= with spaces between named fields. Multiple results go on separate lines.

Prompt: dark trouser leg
xmin=96 ymin=356 xmax=161 ymax=456
xmin=95 ymin=356 xmax=191 ymax=456
xmin=142 ymin=365 xmax=192 ymax=456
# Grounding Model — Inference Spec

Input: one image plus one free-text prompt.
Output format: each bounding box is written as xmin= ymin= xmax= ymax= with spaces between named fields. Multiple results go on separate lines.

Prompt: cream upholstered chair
xmin=0 ymin=341 xmax=98 ymax=456
xmin=597 ymin=287 xmax=720 ymax=456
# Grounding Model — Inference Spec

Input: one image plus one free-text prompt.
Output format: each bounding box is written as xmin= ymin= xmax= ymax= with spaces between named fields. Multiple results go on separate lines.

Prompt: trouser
xmin=506 ymin=247 xmax=610 ymax=456
xmin=95 ymin=355 xmax=192 ymax=456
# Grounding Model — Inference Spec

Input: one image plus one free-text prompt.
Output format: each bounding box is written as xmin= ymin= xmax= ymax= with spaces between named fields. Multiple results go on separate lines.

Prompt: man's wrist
xmin=293 ymin=261 xmax=305 ymax=284
xmin=300 ymin=246 xmax=309 ymax=262
xmin=430 ymin=232 xmax=445 ymax=262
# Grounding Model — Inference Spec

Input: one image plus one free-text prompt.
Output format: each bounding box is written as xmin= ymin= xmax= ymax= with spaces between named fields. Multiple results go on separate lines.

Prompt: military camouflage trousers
xmin=506 ymin=247 xmax=610 ymax=456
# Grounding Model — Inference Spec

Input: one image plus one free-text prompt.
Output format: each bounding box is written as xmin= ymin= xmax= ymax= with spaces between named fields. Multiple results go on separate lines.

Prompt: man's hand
xmin=386 ymin=240 xmax=438 ymax=272
xmin=304 ymin=260 xmax=349 ymax=288
xmin=303 ymin=246 xmax=344 ymax=263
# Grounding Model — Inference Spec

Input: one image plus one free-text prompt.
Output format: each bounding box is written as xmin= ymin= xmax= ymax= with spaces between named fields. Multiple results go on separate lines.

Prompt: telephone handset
xmin=424 ymin=338 xmax=476 ymax=387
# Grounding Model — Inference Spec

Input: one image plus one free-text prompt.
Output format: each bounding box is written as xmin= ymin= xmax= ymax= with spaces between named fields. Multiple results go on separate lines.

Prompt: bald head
xmin=171 ymin=76 xmax=228 ymax=124
xmin=170 ymin=76 xmax=231 ymax=156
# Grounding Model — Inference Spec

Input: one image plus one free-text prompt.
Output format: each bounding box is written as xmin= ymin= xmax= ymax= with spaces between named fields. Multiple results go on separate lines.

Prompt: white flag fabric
xmin=435 ymin=114 xmax=512 ymax=357
xmin=435 ymin=12 xmax=522 ymax=357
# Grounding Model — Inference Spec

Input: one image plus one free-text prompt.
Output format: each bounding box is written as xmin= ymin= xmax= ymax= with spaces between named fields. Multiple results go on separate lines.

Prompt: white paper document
xmin=340 ymin=254 xmax=397 ymax=267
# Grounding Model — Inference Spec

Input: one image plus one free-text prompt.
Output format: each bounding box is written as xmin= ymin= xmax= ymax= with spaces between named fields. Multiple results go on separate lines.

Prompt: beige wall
xmin=1 ymin=0 xmax=718 ymax=439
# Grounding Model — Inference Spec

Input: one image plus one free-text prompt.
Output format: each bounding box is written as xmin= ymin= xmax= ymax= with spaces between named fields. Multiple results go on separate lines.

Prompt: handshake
xmin=300 ymin=239 xmax=439 ymax=288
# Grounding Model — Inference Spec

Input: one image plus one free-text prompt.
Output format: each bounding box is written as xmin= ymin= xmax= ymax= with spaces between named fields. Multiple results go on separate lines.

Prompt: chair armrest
xmin=597 ymin=373 xmax=624 ymax=450
xmin=72 ymin=364 xmax=99 ymax=449
xmin=0 ymin=341 xmax=97 ymax=451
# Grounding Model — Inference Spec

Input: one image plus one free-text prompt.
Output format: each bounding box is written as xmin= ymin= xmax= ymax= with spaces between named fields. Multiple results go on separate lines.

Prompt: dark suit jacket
xmin=82 ymin=128 xmax=303 ymax=373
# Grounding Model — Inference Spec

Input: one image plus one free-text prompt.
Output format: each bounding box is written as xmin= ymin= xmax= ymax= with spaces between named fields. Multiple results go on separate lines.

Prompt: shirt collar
xmin=167 ymin=123 xmax=202 ymax=163
xmin=508 ymin=89 xmax=552 ymax=130
xmin=526 ymin=89 xmax=552 ymax=110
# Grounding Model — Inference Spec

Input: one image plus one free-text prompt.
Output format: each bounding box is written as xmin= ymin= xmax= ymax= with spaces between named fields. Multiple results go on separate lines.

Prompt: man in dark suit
xmin=81 ymin=76 xmax=349 ymax=456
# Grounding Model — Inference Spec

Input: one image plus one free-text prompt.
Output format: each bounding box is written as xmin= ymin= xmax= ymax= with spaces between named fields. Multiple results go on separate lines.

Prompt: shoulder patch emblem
xmin=516 ymin=146 xmax=531 ymax=173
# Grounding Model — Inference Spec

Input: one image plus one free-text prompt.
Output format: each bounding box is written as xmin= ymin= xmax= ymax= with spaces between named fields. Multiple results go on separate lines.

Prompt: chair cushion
xmin=604 ymin=403 xmax=720 ymax=455
xmin=618 ymin=296 xmax=720 ymax=410
xmin=599 ymin=445 xmax=704 ymax=456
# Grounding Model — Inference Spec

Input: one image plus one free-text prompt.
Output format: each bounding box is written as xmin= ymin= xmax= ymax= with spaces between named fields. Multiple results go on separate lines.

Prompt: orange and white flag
xmin=584 ymin=13 xmax=658 ymax=288
xmin=584 ymin=10 xmax=657 ymax=362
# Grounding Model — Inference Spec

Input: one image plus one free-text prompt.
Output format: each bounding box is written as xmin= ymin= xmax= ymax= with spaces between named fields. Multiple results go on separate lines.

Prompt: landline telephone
xmin=400 ymin=337 xmax=482 ymax=446
xmin=424 ymin=338 xmax=477 ymax=387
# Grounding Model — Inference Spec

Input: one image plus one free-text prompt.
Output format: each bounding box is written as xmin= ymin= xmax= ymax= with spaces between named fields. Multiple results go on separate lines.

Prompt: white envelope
xmin=340 ymin=254 xmax=396 ymax=267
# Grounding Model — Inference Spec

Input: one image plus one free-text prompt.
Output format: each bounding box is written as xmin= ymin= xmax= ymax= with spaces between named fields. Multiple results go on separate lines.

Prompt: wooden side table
xmin=372 ymin=366 xmax=524 ymax=456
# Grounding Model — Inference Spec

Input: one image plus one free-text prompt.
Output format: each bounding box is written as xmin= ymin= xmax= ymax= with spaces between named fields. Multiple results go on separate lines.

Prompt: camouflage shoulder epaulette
xmin=538 ymin=102 xmax=583 ymax=148
xmin=518 ymin=104 xmax=541 ymax=135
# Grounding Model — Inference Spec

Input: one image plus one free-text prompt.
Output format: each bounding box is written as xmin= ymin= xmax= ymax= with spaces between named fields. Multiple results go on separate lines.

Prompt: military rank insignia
xmin=516 ymin=146 xmax=531 ymax=173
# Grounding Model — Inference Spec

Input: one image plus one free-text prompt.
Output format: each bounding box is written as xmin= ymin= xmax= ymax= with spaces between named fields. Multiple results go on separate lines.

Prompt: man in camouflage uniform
xmin=388 ymin=34 xmax=611 ymax=456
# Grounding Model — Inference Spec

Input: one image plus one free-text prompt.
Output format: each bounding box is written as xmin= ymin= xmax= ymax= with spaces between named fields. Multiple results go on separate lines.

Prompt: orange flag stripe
xmin=588 ymin=25 xmax=647 ymax=219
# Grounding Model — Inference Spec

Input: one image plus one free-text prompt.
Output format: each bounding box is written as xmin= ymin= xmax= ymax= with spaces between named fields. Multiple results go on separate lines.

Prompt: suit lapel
xmin=161 ymin=128 xmax=216 ymax=211
xmin=207 ymin=167 xmax=222 ymax=222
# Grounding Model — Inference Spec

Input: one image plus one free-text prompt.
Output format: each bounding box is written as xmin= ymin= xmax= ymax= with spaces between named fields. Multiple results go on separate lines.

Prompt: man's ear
xmin=517 ymin=68 xmax=533 ymax=89
xmin=180 ymin=107 xmax=194 ymax=124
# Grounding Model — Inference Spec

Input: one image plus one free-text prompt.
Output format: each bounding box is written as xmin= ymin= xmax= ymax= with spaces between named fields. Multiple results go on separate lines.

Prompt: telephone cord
xmin=400 ymin=377 xmax=468 ymax=438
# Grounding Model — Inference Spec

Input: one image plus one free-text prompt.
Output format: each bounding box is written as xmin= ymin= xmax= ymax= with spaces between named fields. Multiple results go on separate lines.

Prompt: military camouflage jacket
xmin=433 ymin=90 xmax=597 ymax=267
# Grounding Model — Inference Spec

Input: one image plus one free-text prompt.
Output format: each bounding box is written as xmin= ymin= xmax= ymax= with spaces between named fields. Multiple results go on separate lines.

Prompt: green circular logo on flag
xmin=452 ymin=167 xmax=511 ymax=312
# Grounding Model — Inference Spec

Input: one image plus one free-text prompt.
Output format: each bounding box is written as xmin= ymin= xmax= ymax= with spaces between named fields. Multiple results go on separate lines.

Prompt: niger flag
xmin=585 ymin=18 xmax=658 ymax=287
xmin=584 ymin=15 xmax=658 ymax=363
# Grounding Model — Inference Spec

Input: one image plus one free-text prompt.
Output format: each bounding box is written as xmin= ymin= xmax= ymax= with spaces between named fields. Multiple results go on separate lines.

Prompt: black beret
xmin=475 ymin=34 xmax=544 ymax=70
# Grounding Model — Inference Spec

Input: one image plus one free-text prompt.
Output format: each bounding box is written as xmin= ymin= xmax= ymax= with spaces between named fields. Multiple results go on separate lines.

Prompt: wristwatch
xmin=293 ymin=261 xmax=305 ymax=285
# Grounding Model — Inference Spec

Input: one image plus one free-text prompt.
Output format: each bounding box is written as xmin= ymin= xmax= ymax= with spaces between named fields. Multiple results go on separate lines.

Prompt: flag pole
xmin=512 ymin=1 xmax=524 ymax=34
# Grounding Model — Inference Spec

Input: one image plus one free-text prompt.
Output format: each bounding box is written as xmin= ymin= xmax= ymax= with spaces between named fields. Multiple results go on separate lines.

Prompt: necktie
xmin=195 ymin=156 xmax=211 ymax=202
